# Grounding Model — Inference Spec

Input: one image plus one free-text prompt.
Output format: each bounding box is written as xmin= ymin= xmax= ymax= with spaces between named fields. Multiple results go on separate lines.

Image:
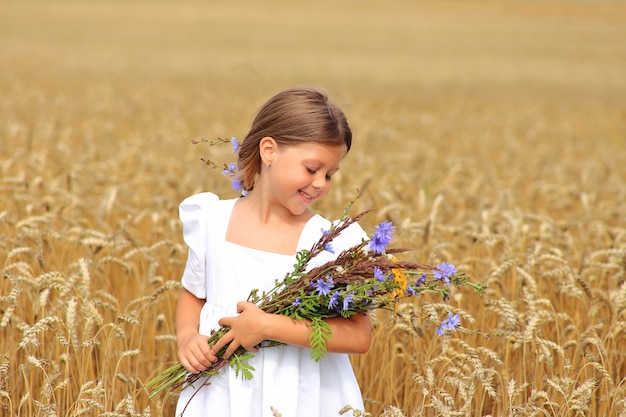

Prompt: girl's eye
xmin=306 ymin=167 xmax=332 ymax=181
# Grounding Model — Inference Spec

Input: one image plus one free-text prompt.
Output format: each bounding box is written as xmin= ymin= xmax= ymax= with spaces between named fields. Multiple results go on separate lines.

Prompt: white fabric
xmin=176 ymin=192 xmax=368 ymax=417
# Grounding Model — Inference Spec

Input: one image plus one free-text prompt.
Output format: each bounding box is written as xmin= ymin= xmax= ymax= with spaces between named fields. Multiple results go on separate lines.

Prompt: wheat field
xmin=1 ymin=0 xmax=625 ymax=416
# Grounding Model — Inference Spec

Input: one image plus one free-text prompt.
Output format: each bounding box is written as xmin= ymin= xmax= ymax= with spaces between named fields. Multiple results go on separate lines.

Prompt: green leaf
xmin=308 ymin=317 xmax=332 ymax=362
xmin=230 ymin=352 xmax=256 ymax=380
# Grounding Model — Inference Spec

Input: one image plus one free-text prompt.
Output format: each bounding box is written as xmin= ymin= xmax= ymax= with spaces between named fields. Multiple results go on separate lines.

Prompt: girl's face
xmin=266 ymin=141 xmax=347 ymax=216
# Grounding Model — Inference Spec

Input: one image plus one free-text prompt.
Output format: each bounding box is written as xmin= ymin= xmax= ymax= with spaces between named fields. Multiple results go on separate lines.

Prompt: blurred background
xmin=1 ymin=1 xmax=625 ymax=416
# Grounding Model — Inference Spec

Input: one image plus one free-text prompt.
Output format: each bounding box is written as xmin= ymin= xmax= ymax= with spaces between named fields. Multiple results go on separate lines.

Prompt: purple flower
xmin=328 ymin=292 xmax=340 ymax=309
xmin=342 ymin=292 xmax=354 ymax=311
xmin=231 ymin=177 xmax=243 ymax=192
xmin=434 ymin=262 xmax=457 ymax=285
xmin=436 ymin=311 xmax=461 ymax=336
xmin=231 ymin=137 xmax=240 ymax=153
xmin=222 ymin=162 xmax=236 ymax=176
xmin=292 ymin=298 xmax=302 ymax=307
xmin=405 ymin=286 xmax=415 ymax=296
xmin=367 ymin=221 xmax=395 ymax=254
xmin=311 ymin=276 xmax=334 ymax=296
xmin=416 ymin=273 xmax=427 ymax=286
xmin=324 ymin=242 xmax=335 ymax=254
xmin=373 ymin=266 xmax=386 ymax=282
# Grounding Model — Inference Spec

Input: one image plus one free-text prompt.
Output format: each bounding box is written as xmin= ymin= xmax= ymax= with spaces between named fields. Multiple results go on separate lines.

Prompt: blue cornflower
xmin=434 ymin=262 xmax=457 ymax=285
xmin=367 ymin=221 xmax=395 ymax=254
xmin=405 ymin=286 xmax=416 ymax=296
xmin=292 ymin=298 xmax=302 ymax=307
xmin=328 ymin=292 xmax=340 ymax=309
xmin=436 ymin=312 xmax=461 ymax=336
xmin=342 ymin=292 xmax=355 ymax=311
xmin=416 ymin=273 xmax=427 ymax=286
xmin=231 ymin=137 xmax=240 ymax=153
xmin=373 ymin=266 xmax=386 ymax=282
xmin=311 ymin=276 xmax=334 ymax=296
xmin=231 ymin=177 xmax=243 ymax=192
xmin=324 ymin=242 xmax=335 ymax=254
xmin=222 ymin=162 xmax=236 ymax=176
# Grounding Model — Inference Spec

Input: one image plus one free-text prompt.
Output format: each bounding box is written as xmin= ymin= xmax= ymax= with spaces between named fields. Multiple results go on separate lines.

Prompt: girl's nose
xmin=312 ymin=174 xmax=326 ymax=189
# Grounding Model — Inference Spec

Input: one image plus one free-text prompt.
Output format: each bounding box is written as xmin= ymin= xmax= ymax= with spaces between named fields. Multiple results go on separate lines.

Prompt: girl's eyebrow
xmin=303 ymin=160 xmax=339 ymax=175
xmin=303 ymin=158 xmax=341 ymax=168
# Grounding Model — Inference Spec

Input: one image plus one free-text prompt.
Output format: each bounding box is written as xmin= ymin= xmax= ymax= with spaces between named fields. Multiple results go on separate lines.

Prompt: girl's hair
xmin=237 ymin=87 xmax=352 ymax=192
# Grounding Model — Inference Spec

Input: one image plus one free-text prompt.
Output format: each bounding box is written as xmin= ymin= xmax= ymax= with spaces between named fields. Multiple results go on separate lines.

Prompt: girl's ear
xmin=259 ymin=136 xmax=277 ymax=165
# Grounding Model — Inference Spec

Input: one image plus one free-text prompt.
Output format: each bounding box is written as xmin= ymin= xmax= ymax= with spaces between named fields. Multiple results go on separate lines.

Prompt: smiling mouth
xmin=299 ymin=190 xmax=316 ymax=202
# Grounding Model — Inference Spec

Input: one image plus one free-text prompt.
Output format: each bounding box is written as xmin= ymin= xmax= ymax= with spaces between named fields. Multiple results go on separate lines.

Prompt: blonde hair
xmin=237 ymin=87 xmax=352 ymax=192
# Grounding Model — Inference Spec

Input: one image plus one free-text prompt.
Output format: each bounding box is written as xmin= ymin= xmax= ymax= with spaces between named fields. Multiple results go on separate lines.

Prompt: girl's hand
xmin=213 ymin=301 xmax=269 ymax=359
xmin=177 ymin=332 xmax=219 ymax=373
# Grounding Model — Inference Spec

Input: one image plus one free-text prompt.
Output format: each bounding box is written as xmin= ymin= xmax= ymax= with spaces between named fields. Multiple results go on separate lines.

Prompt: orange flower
xmin=392 ymin=267 xmax=407 ymax=299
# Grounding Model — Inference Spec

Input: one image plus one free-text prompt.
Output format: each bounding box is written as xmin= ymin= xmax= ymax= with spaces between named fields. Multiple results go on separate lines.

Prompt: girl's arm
xmin=176 ymin=288 xmax=219 ymax=372
xmin=214 ymin=302 xmax=372 ymax=359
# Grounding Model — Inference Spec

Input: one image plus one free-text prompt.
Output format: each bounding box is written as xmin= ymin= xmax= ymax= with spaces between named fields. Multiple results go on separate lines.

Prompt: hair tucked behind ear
xmin=237 ymin=87 xmax=352 ymax=192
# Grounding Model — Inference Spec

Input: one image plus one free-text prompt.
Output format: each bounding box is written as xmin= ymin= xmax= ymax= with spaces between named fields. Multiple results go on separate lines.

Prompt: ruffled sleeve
xmin=179 ymin=192 xmax=219 ymax=299
xmin=301 ymin=216 xmax=369 ymax=270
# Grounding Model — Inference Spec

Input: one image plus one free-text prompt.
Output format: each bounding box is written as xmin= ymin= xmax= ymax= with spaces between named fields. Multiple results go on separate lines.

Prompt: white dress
xmin=176 ymin=192 xmax=368 ymax=417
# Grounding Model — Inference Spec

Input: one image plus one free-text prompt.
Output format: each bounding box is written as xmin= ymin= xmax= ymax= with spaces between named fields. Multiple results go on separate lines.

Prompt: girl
xmin=175 ymin=87 xmax=371 ymax=416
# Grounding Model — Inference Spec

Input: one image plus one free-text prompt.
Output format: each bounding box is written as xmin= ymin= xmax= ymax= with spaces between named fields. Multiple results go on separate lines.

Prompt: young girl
xmin=175 ymin=87 xmax=371 ymax=417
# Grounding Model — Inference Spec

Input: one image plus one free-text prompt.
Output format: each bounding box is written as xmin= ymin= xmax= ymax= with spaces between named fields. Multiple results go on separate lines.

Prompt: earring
xmin=265 ymin=162 xmax=271 ymax=169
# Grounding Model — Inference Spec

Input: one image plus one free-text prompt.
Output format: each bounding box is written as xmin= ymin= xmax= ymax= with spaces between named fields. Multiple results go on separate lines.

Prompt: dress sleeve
xmin=305 ymin=217 xmax=369 ymax=270
xmin=331 ymin=222 xmax=369 ymax=253
xmin=178 ymin=192 xmax=219 ymax=299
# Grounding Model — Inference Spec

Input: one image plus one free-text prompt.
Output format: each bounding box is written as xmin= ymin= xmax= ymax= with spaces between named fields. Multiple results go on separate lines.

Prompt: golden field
xmin=1 ymin=0 xmax=625 ymax=415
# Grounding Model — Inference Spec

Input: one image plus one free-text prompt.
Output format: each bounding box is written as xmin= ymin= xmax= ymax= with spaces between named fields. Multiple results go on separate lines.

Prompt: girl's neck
xmin=242 ymin=187 xmax=314 ymax=225
xmin=225 ymin=194 xmax=314 ymax=255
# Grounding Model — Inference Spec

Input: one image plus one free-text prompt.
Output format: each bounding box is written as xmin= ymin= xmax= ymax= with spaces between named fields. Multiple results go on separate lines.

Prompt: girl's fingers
xmin=224 ymin=340 xmax=243 ymax=359
xmin=181 ymin=355 xmax=203 ymax=373
xmin=211 ymin=329 xmax=234 ymax=356
xmin=214 ymin=302 xmax=264 ymax=358
xmin=236 ymin=301 xmax=252 ymax=313
xmin=217 ymin=316 xmax=232 ymax=327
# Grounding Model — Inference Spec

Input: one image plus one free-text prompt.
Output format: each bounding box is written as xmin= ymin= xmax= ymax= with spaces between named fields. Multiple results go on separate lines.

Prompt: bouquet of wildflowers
xmin=146 ymin=138 xmax=485 ymax=399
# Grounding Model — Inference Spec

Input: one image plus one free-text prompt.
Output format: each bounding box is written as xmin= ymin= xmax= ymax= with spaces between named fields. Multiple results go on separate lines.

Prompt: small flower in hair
xmin=222 ymin=162 xmax=236 ymax=176
xmin=231 ymin=137 xmax=240 ymax=153
xmin=231 ymin=177 xmax=243 ymax=193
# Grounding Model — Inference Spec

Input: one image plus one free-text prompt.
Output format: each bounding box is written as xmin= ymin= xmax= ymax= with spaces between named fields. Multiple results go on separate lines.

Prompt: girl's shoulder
xmin=302 ymin=213 xmax=368 ymax=258
xmin=302 ymin=214 xmax=368 ymax=270
xmin=179 ymin=192 xmax=237 ymax=232
xmin=179 ymin=192 xmax=238 ymax=214
xmin=180 ymin=191 xmax=219 ymax=209
xmin=311 ymin=213 xmax=368 ymax=242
